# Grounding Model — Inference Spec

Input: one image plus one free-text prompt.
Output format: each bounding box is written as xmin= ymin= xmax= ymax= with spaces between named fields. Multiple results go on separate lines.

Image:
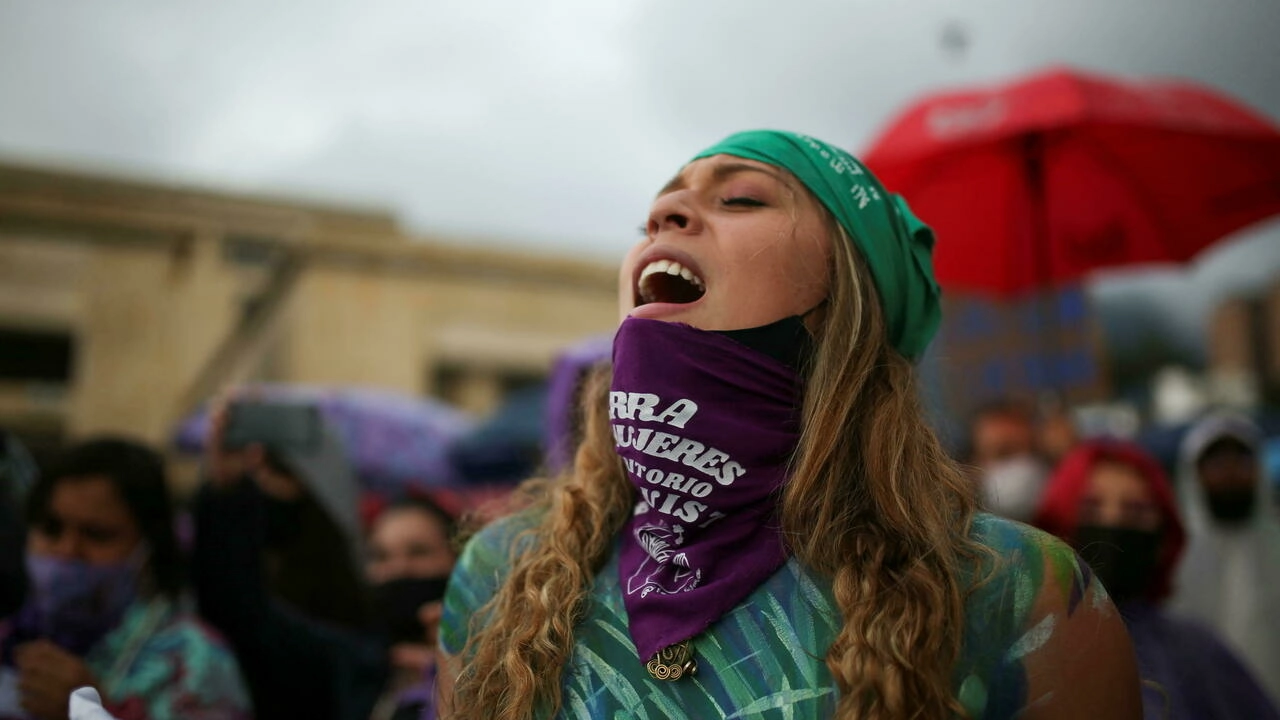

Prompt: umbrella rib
xmin=1070 ymin=129 xmax=1184 ymax=261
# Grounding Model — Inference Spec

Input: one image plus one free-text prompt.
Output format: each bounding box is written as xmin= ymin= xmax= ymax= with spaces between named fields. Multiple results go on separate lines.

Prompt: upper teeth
xmin=639 ymin=259 xmax=705 ymax=289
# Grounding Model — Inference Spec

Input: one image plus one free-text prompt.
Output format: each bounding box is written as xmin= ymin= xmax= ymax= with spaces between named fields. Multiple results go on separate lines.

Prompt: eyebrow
xmin=656 ymin=162 xmax=788 ymax=198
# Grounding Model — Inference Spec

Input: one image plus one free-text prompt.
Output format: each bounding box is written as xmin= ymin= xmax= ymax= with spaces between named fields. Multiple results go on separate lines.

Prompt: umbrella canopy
xmin=447 ymin=384 xmax=548 ymax=486
xmin=173 ymin=384 xmax=475 ymax=492
xmin=543 ymin=334 xmax=613 ymax=473
xmin=864 ymin=67 xmax=1280 ymax=296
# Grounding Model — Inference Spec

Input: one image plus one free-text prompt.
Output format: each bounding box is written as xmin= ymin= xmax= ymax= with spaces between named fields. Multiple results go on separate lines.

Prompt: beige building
xmin=927 ymin=288 xmax=1110 ymax=428
xmin=1208 ymin=296 xmax=1260 ymax=377
xmin=1205 ymin=275 xmax=1280 ymax=406
xmin=0 ymin=161 xmax=619 ymax=464
xmin=1266 ymin=280 xmax=1280 ymax=399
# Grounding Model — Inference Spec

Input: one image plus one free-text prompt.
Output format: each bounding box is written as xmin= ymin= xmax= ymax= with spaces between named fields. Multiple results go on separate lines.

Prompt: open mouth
xmin=636 ymin=259 xmax=706 ymax=306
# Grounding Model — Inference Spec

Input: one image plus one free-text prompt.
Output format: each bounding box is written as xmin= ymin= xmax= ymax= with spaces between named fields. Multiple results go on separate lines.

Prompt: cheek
xmin=365 ymin=535 xmax=396 ymax=565
xmin=788 ymin=236 xmax=832 ymax=297
xmin=704 ymin=221 xmax=831 ymax=328
xmin=27 ymin=532 xmax=55 ymax=555
xmin=413 ymin=551 xmax=457 ymax=576
xmin=86 ymin=542 xmax=135 ymax=565
xmin=1137 ymin=512 xmax=1162 ymax=533
xmin=1198 ymin=471 xmax=1228 ymax=492
xmin=736 ymin=228 xmax=830 ymax=304
xmin=800 ymin=216 xmax=834 ymax=277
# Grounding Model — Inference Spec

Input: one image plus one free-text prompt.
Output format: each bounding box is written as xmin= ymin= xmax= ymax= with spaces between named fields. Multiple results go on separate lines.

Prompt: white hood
xmin=1170 ymin=412 xmax=1280 ymax=703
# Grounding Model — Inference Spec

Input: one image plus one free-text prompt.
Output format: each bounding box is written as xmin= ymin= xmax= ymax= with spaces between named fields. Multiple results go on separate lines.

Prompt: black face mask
xmin=715 ymin=315 xmax=815 ymax=372
xmin=372 ymin=576 xmax=450 ymax=644
xmin=262 ymin=494 xmax=305 ymax=549
xmin=1204 ymin=488 xmax=1256 ymax=525
xmin=1073 ymin=525 xmax=1161 ymax=604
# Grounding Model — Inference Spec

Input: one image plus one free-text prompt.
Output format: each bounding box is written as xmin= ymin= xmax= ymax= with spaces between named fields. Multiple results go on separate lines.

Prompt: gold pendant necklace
xmin=645 ymin=640 xmax=697 ymax=681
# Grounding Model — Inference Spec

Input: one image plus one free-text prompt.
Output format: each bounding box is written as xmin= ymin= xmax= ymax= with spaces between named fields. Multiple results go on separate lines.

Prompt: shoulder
xmin=449 ymin=510 xmax=544 ymax=597
xmin=965 ymin=513 xmax=1101 ymax=628
xmin=975 ymin=517 xmax=1143 ymax=719
xmin=154 ymin=611 xmax=237 ymax=660
xmin=958 ymin=515 xmax=1142 ymax=719
xmin=440 ymin=510 xmax=544 ymax=655
xmin=461 ymin=510 xmax=543 ymax=569
xmin=969 ymin=511 xmax=1069 ymax=559
xmin=968 ymin=513 xmax=1098 ymax=607
xmin=127 ymin=599 xmax=245 ymax=677
xmin=91 ymin=599 xmax=251 ymax=716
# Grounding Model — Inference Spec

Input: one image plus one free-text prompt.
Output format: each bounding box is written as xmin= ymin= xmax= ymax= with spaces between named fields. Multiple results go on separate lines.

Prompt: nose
xmin=381 ymin=554 xmax=413 ymax=582
xmin=1096 ymin=500 xmax=1126 ymax=528
xmin=647 ymin=191 xmax=702 ymax=237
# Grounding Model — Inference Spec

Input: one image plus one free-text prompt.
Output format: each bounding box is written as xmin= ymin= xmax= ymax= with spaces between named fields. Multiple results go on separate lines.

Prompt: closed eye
xmin=722 ymin=197 xmax=765 ymax=207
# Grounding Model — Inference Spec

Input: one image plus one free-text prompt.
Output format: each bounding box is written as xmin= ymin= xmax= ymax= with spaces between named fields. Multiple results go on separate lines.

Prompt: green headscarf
xmin=692 ymin=130 xmax=940 ymax=359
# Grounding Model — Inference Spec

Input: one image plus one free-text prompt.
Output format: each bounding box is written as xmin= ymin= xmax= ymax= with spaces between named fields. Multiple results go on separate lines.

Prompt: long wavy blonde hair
xmin=450 ymin=217 xmax=984 ymax=720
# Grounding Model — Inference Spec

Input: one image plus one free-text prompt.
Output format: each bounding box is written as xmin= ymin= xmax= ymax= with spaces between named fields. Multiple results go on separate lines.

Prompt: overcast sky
xmin=2 ymin=0 xmax=1278 ymax=329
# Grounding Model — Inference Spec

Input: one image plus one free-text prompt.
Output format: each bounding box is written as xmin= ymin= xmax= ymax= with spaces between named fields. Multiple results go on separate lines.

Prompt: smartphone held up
xmin=222 ymin=401 xmax=324 ymax=454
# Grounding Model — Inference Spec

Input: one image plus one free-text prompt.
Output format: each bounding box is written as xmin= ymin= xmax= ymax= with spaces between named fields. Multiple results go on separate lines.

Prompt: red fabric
xmin=863 ymin=67 xmax=1280 ymax=296
xmin=360 ymin=486 xmax=511 ymax=532
xmin=359 ymin=490 xmax=390 ymax=532
xmin=1033 ymin=439 xmax=1186 ymax=602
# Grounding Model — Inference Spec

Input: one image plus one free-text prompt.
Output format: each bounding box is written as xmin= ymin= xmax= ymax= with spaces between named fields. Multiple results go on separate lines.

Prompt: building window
xmin=0 ymin=328 xmax=75 ymax=383
xmin=431 ymin=361 xmax=544 ymax=415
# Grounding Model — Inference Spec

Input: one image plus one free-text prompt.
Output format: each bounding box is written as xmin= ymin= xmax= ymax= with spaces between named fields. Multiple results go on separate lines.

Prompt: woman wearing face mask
xmin=193 ymin=403 xmax=389 ymax=720
xmin=1034 ymin=439 xmax=1279 ymax=719
xmin=437 ymin=131 xmax=1140 ymax=720
xmin=365 ymin=496 xmax=457 ymax=720
xmin=0 ymin=438 xmax=249 ymax=720
xmin=965 ymin=400 xmax=1053 ymax=523
xmin=1169 ymin=413 xmax=1280 ymax=704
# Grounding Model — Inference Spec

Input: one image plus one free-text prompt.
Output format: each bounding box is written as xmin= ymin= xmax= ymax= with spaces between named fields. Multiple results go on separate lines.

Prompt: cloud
xmin=625 ymin=0 xmax=1280 ymax=150
xmin=0 ymin=0 xmax=1277 ymax=272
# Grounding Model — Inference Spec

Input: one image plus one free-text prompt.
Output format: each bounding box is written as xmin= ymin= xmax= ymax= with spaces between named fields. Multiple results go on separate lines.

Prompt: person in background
xmin=194 ymin=402 xmax=388 ymax=720
xmin=365 ymin=495 xmax=458 ymax=720
xmin=1170 ymin=412 xmax=1280 ymax=704
xmin=1035 ymin=395 xmax=1079 ymax=467
xmin=0 ymin=431 xmax=37 ymax=619
xmin=1035 ymin=439 xmax=1279 ymax=719
xmin=1 ymin=438 xmax=249 ymax=720
xmin=967 ymin=399 xmax=1052 ymax=522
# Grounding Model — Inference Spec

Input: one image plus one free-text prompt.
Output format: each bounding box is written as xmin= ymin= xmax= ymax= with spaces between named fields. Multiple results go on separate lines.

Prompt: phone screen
xmin=223 ymin=402 xmax=323 ymax=453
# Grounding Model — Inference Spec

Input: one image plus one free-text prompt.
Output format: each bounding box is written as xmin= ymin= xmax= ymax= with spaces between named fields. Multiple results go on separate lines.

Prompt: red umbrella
xmin=863 ymin=67 xmax=1280 ymax=296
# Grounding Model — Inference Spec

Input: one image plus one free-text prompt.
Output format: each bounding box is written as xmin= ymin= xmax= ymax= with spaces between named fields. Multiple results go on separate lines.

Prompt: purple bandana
xmin=8 ymin=553 xmax=141 ymax=657
xmin=611 ymin=317 xmax=802 ymax=660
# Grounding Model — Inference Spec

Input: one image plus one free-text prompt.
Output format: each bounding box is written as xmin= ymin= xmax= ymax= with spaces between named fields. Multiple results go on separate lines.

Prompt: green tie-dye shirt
xmin=85 ymin=596 xmax=251 ymax=720
xmin=442 ymin=512 xmax=1107 ymax=719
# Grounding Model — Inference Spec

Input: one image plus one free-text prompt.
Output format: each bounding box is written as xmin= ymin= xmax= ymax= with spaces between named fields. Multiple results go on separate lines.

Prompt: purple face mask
xmin=611 ymin=317 xmax=803 ymax=663
xmin=11 ymin=551 xmax=143 ymax=656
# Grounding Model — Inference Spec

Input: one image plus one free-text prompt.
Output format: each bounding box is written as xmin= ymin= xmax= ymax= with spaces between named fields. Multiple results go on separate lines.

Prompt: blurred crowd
xmin=1 ymin=354 xmax=1278 ymax=719
xmin=968 ymin=401 xmax=1280 ymax=717
xmin=0 ymin=402 xmax=461 ymax=720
